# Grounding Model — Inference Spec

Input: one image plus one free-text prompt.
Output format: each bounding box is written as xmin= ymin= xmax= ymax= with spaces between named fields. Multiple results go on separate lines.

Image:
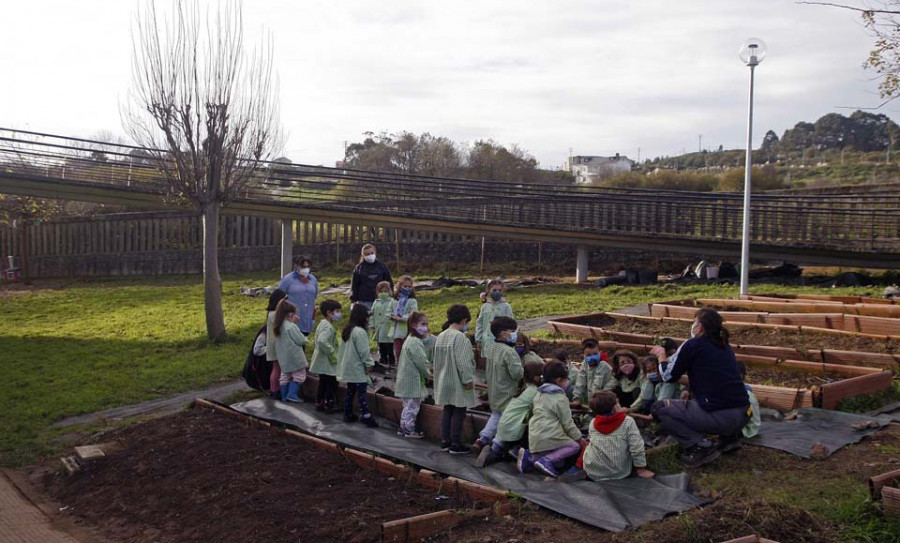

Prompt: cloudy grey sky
xmin=0 ymin=1 xmax=892 ymax=169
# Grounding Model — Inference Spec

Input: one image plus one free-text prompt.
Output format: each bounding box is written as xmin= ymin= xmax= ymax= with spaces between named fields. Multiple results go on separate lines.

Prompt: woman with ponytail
xmin=649 ymin=308 xmax=751 ymax=469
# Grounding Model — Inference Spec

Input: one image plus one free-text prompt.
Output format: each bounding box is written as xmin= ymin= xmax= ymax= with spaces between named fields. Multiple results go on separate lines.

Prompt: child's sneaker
xmin=362 ymin=416 xmax=379 ymax=428
xmin=516 ymin=449 xmax=534 ymax=473
xmin=472 ymin=438 xmax=488 ymax=453
xmin=559 ymin=466 xmax=587 ymax=483
xmin=440 ymin=441 xmax=452 ymax=452
xmin=448 ymin=445 xmax=471 ymax=455
xmin=404 ymin=430 xmax=424 ymax=439
xmin=475 ymin=446 xmax=497 ymax=468
xmin=534 ymin=457 xmax=560 ymax=478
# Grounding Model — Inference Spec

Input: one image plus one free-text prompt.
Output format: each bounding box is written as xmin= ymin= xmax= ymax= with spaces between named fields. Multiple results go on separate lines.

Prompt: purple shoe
xmin=534 ymin=457 xmax=560 ymax=478
xmin=516 ymin=448 xmax=534 ymax=473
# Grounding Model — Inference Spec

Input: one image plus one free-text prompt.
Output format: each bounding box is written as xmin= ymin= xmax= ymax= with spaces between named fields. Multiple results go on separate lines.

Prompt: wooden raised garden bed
xmin=545 ymin=315 xmax=895 ymax=411
xmin=669 ymin=297 xmax=900 ymax=319
xmin=868 ymin=468 xmax=900 ymax=521
xmin=746 ymin=293 xmax=897 ymax=305
xmin=649 ymin=300 xmax=900 ymax=337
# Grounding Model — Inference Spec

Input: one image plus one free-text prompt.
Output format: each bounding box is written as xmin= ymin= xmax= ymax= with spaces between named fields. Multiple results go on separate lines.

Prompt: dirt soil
xmin=32 ymin=409 xmax=471 ymax=543
xmin=569 ymin=315 xmax=899 ymax=356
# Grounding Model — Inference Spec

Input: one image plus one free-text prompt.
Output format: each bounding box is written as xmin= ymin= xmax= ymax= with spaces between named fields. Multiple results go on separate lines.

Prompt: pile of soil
xmin=570 ymin=316 xmax=898 ymax=356
xmin=35 ymin=409 xmax=470 ymax=543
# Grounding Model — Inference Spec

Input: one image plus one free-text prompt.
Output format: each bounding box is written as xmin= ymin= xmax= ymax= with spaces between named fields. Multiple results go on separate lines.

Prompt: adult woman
xmin=277 ymin=255 xmax=318 ymax=335
xmin=349 ymin=244 xmax=393 ymax=310
xmin=650 ymin=308 xmax=751 ymax=468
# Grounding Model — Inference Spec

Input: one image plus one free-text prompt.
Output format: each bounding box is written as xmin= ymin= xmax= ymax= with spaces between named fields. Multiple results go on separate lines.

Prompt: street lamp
xmin=738 ymin=37 xmax=767 ymax=297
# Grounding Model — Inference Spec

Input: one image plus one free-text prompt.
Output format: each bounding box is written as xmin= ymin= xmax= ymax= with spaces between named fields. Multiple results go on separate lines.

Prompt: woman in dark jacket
xmin=350 ymin=243 xmax=393 ymax=309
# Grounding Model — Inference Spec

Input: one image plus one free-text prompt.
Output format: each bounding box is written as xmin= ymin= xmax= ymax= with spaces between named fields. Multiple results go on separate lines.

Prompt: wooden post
xmin=19 ymin=222 xmax=30 ymax=284
xmin=280 ymin=219 xmax=293 ymax=277
xmin=395 ymin=228 xmax=401 ymax=274
xmin=480 ymin=236 xmax=486 ymax=274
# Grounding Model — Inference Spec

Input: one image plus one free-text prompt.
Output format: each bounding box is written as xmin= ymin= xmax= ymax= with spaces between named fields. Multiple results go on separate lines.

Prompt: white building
xmin=564 ymin=154 xmax=634 ymax=184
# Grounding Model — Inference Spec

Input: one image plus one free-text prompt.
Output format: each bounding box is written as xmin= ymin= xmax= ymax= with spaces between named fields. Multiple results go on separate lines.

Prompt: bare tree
xmin=123 ymin=0 xmax=282 ymax=341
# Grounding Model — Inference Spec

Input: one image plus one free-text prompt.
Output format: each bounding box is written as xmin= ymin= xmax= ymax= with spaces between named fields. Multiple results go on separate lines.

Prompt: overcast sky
xmin=0 ymin=1 xmax=892 ymax=169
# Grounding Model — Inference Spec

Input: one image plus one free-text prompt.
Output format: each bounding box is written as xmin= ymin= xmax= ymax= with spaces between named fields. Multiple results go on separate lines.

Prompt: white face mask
xmin=690 ymin=322 xmax=700 ymax=339
xmin=364 ymin=254 xmax=376 ymax=263
xmin=298 ymin=267 xmax=310 ymax=277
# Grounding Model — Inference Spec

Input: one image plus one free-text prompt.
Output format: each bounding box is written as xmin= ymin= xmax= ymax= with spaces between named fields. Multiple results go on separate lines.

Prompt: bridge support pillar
xmin=576 ymin=245 xmax=589 ymax=283
xmin=280 ymin=219 xmax=294 ymax=277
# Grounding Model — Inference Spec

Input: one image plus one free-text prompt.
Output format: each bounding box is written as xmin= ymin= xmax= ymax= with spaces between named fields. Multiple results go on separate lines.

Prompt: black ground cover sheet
xmin=230 ymin=398 xmax=705 ymax=532
xmin=746 ymin=408 xmax=890 ymax=458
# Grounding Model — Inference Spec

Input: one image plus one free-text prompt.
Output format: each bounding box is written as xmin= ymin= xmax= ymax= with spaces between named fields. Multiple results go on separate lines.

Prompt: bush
xmin=717 ymin=165 xmax=784 ymax=191
xmin=600 ymin=170 xmax=718 ymax=191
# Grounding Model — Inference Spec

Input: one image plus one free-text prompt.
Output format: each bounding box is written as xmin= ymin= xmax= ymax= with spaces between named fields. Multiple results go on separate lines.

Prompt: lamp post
xmin=738 ymin=38 xmax=767 ymax=297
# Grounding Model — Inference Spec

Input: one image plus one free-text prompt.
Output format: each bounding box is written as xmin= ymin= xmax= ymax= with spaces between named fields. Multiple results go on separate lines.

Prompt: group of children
xmin=248 ymin=275 xmax=707 ymax=484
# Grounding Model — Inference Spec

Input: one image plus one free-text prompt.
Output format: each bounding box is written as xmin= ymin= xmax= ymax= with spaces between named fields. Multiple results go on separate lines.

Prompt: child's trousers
xmin=441 ymin=405 xmax=467 ymax=447
xmin=399 ymin=398 xmax=422 ymax=432
xmin=279 ymin=368 xmax=307 ymax=385
xmin=269 ymin=361 xmax=282 ymax=394
xmin=378 ymin=342 xmax=395 ymax=365
xmin=534 ymin=441 xmax=581 ymax=467
xmin=316 ymin=374 xmax=338 ymax=406
xmin=345 ymin=382 xmax=372 ymax=418
xmin=478 ymin=410 xmax=502 ymax=444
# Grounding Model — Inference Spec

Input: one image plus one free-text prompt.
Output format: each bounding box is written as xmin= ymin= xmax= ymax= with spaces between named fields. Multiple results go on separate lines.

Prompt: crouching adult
xmin=650 ymin=308 xmax=751 ymax=468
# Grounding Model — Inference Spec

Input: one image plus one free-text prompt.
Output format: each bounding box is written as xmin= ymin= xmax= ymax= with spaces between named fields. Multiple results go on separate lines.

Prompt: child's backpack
xmin=241 ymin=324 xmax=273 ymax=391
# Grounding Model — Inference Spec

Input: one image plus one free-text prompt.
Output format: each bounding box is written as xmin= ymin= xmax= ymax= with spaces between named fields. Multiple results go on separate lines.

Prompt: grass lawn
xmin=1 ymin=267 xmax=898 ymax=540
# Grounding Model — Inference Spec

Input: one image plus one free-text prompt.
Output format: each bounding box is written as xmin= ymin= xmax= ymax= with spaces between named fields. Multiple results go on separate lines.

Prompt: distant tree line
xmin=343 ymin=131 xmax=574 ymax=184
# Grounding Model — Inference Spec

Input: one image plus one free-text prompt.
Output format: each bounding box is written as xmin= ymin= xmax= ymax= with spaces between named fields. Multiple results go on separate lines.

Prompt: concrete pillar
xmin=280 ymin=219 xmax=293 ymax=278
xmin=576 ymin=245 xmax=589 ymax=283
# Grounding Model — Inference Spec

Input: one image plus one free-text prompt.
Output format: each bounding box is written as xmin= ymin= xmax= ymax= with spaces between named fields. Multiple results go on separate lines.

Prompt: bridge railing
xmin=1 ymin=128 xmax=899 ymax=253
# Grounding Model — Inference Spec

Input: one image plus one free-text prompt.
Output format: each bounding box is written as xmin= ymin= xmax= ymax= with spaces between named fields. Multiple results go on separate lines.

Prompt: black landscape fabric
xmin=230 ymin=398 xmax=705 ymax=532
xmin=869 ymin=401 xmax=900 ymax=423
xmin=745 ymin=407 xmax=890 ymax=459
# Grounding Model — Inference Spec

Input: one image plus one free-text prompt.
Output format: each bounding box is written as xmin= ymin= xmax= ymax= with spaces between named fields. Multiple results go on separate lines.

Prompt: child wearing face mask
xmin=390 ymin=275 xmax=419 ymax=361
xmin=433 ymin=305 xmax=477 ymax=454
xmin=395 ymin=311 xmax=433 ymax=438
xmin=570 ymin=338 xmax=615 ymax=408
xmin=515 ymin=333 xmax=544 ymax=365
xmin=475 ymin=279 xmax=514 ymax=362
xmin=626 ymin=355 xmax=682 ymax=414
xmin=473 ymin=317 xmax=524 ymax=454
xmin=551 ymin=350 xmax=579 ymax=400
xmin=370 ymin=281 xmax=396 ymax=366
xmin=610 ymin=350 xmax=642 ymax=407
xmin=311 ymin=299 xmax=342 ymax=413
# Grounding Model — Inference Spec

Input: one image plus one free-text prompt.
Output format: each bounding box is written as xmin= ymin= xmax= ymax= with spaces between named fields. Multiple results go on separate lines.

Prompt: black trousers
xmin=441 ymin=405 xmax=467 ymax=447
xmin=316 ymin=374 xmax=338 ymax=406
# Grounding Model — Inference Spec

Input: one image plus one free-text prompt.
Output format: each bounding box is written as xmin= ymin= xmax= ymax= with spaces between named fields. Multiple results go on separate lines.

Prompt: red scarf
xmin=593 ymin=412 xmax=627 ymax=434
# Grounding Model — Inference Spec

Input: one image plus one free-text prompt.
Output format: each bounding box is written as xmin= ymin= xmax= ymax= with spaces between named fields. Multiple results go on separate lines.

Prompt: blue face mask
xmin=332 ymin=312 xmax=342 ymax=322
xmin=461 ymin=324 xmax=469 ymax=333
xmin=647 ymin=372 xmax=660 ymax=383
xmin=400 ymin=287 xmax=412 ymax=296
xmin=508 ymin=331 xmax=518 ymax=344
xmin=490 ymin=291 xmax=503 ymax=301
xmin=585 ymin=353 xmax=602 ymax=367
xmin=515 ymin=345 xmax=526 ymax=356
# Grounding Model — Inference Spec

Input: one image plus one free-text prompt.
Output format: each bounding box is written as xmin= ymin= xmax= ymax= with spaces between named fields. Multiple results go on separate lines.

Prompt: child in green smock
xmin=311 ymin=299 xmax=341 ymax=413
xmin=395 ymin=311 xmax=432 ymax=438
xmin=337 ymin=304 xmax=378 ymax=427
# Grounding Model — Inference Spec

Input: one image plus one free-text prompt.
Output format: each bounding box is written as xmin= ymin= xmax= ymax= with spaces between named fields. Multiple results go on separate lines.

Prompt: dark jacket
xmin=667 ymin=336 xmax=749 ymax=411
xmin=350 ymin=260 xmax=393 ymax=303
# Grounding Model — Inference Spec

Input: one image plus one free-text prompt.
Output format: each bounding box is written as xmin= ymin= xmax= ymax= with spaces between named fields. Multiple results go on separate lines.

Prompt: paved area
xmin=0 ymin=471 xmax=79 ymax=543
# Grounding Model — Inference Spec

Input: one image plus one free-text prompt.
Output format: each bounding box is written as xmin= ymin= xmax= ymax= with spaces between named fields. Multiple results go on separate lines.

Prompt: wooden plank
xmin=382 ymin=510 xmax=464 ymax=543
xmin=818 ymin=371 xmax=894 ymax=409
xmin=815 ymin=349 xmax=899 ymax=369
xmin=750 ymin=384 xmax=814 ymax=411
xmin=869 ymin=468 xmax=900 ymax=500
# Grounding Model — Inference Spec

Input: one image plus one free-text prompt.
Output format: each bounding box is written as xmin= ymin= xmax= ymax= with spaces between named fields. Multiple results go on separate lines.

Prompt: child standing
xmin=571 ymin=338 xmax=615 ymax=407
xmin=474 ymin=317 xmax=524 ymax=452
xmin=390 ymin=275 xmax=419 ymax=361
xmin=337 ymin=304 xmax=378 ymax=427
xmin=272 ymin=300 xmax=309 ymax=403
xmin=475 ymin=279 xmax=513 ymax=362
xmin=433 ymin=305 xmax=476 ymax=455
xmin=265 ymin=289 xmax=287 ymax=399
xmin=518 ymin=362 xmax=587 ymax=477
xmin=395 ymin=311 xmax=432 ymax=438
xmin=610 ymin=350 xmax=642 ymax=407
xmin=310 ymin=299 xmax=342 ymax=413
xmin=370 ymin=281 xmax=395 ymax=366
xmin=476 ymin=361 xmax=544 ymax=467
xmin=580 ymin=390 xmax=654 ymax=481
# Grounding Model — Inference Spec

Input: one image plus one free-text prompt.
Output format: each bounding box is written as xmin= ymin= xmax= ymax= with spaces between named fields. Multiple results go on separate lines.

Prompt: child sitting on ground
xmin=395 ymin=311 xmax=432 ymax=438
xmin=474 ymin=317 xmax=524 ymax=453
xmin=476 ymin=361 xmax=544 ymax=467
xmin=552 ymin=350 xmax=579 ymax=400
xmin=610 ymin=349 xmax=643 ymax=407
xmin=310 ymin=299 xmax=341 ymax=413
xmin=577 ymin=390 xmax=654 ymax=481
xmin=517 ymin=362 xmax=587 ymax=477
xmin=626 ymin=355 xmax=681 ymax=414
xmin=370 ymin=281 xmax=395 ymax=367
xmin=514 ymin=333 xmax=544 ymax=365
xmin=571 ymin=338 xmax=615 ymax=407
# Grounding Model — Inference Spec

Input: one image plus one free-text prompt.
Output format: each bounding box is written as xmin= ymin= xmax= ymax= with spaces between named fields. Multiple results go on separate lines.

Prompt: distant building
xmin=564 ymin=154 xmax=634 ymax=183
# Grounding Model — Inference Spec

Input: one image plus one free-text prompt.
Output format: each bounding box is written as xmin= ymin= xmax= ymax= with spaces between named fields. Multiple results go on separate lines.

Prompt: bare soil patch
xmin=32 ymin=408 xmax=471 ymax=543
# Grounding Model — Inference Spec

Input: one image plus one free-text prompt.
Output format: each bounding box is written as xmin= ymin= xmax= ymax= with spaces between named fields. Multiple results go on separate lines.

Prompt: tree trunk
xmin=202 ymin=202 xmax=226 ymax=342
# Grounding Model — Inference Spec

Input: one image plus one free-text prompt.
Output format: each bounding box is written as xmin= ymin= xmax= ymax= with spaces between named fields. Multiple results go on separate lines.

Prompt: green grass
xmin=0 ymin=269 xmax=889 ymax=468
